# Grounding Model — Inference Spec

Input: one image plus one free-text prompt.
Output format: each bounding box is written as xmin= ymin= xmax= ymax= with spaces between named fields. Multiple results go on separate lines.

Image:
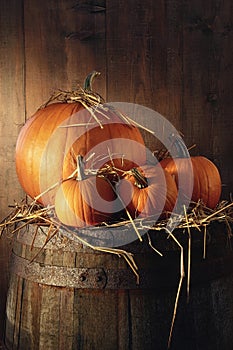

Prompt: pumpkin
xmin=117 ymin=164 xmax=178 ymax=219
xmin=160 ymin=133 xmax=221 ymax=209
xmin=55 ymin=155 xmax=117 ymax=227
xmin=15 ymin=72 xmax=146 ymax=205
xmin=62 ymin=107 xmax=146 ymax=180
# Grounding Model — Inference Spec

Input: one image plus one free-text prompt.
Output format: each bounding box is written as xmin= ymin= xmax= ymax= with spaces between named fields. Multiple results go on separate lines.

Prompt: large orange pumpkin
xmin=117 ymin=164 xmax=178 ymax=219
xmin=61 ymin=106 xmax=146 ymax=180
xmin=15 ymin=72 xmax=146 ymax=205
xmin=160 ymin=134 xmax=221 ymax=209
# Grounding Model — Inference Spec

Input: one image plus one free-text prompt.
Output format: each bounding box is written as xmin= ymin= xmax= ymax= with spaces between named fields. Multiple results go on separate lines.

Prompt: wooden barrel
xmin=4 ymin=222 xmax=233 ymax=350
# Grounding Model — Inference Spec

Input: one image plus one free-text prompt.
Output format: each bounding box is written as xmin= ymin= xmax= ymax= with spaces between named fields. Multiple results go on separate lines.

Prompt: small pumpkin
xmin=15 ymin=72 xmax=146 ymax=205
xmin=55 ymin=155 xmax=116 ymax=227
xmin=160 ymin=134 xmax=221 ymax=209
xmin=117 ymin=164 xmax=178 ymax=219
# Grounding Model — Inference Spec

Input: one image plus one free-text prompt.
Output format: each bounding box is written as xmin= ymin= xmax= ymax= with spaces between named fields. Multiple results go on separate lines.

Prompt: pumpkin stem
xmin=169 ymin=133 xmax=190 ymax=158
xmin=131 ymin=168 xmax=148 ymax=189
xmin=84 ymin=71 xmax=101 ymax=91
xmin=76 ymin=155 xmax=86 ymax=181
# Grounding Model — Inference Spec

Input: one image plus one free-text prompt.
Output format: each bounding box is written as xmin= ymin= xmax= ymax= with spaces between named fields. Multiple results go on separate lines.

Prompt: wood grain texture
xmin=182 ymin=0 xmax=233 ymax=196
xmin=24 ymin=0 xmax=107 ymax=118
xmin=4 ymin=223 xmax=233 ymax=349
xmin=0 ymin=0 xmax=25 ymax=340
xmin=106 ymin=0 xmax=184 ymax=153
xmin=0 ymin=0 xmax=25 ymax=217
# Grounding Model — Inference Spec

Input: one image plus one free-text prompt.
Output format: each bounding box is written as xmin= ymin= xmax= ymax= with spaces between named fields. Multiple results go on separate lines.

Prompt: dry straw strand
xmin=165 ymin=227 xmax=185 ymax=349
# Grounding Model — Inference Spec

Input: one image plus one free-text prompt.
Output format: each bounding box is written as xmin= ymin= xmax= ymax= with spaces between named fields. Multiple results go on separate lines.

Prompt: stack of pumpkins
xmin=15 ymin=73 xmax=222 ymax=229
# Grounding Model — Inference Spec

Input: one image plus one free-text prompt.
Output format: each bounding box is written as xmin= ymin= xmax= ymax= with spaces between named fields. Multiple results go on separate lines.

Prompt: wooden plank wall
xmin=0 ymin=0 xmax=25 ymax=339
xmin=0 ymin=0 xmax=232 ymax=340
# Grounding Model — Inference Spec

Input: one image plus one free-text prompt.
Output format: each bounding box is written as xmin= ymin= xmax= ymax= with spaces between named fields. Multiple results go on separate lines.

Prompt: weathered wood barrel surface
xmin=4 ymin=222 xmax=233 ymax=350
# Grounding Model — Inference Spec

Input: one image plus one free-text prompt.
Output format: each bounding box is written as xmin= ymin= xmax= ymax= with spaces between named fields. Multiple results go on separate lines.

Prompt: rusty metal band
xmin=11 ymin=250 xmax=233 ymax=290
xmin=10 ymin=252 xmax=143 ymax=289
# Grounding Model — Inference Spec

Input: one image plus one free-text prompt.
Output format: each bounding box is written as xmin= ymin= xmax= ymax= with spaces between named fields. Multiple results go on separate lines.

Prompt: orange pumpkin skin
xmin=117 ymin=165 xmax=178 ymax=219
xmin=55 ymin=175 xmax=116 ymax=228
xmin=15 ymin=102 xmax=146 ymax=205
xmin=160 ymin=156 xmax=221 ymax=209
xmin=62 ymin=107 xmax=146 ymax=179
xmin=15 ymin=102 xmax=84 ymax=204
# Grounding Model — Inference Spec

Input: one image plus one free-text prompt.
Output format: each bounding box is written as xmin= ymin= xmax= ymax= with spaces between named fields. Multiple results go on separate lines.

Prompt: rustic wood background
xmin=0 ymin=0 xmax=232 ymax=341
